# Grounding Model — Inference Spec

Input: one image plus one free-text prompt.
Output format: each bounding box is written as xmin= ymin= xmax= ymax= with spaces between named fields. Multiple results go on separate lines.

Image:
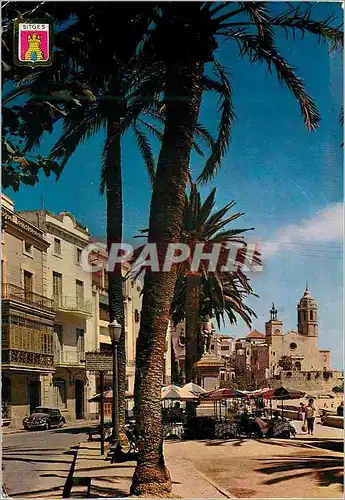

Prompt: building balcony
xmin=2 ymin=283 xmax=53 ymax=311
xmin=2 ymin=349 xmax=54 ymax=372
xmin=53 ymin=295 xmax=92 ymax=315
xmin=54 ymin=350 xmax=85 ymax=366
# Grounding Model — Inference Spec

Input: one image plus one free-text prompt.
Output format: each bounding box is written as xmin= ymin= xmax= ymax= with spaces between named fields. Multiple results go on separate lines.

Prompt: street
xmin=2 ymin=424 xmax=89 ymax=498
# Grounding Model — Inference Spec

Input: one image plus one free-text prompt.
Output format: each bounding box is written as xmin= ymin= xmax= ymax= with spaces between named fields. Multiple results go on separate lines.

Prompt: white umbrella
xmin=162 ymin=384 xmax=181 ymax=393
xmin=183 ymin=382 xmax=206 ymax=395
xmin=161 ymin=385 xmax=198 ymax=401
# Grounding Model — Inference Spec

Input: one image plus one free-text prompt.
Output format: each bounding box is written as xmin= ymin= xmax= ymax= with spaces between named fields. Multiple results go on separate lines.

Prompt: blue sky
xmin=5 ymin=2 xmax=343 ymax=368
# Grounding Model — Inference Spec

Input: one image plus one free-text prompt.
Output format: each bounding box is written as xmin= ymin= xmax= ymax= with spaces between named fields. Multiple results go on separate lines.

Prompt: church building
xmin=266 ymin=286 xmax=331 ymax=377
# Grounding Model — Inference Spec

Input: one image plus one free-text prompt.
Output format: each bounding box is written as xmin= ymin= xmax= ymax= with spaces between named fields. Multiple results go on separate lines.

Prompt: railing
xmin=2 ymin=283 xmax=53 ymax=310
xmin=53 ymin=295 xmax=92 ymax=314
xmin=54 ymin=350 xmax=85 ymax=365
xmin=2 ymin=349 xmax=54 ymax=369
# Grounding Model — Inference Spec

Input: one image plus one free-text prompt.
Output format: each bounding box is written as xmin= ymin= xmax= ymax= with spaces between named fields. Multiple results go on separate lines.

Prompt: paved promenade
xmin=164 ymin=420 xmax=343 ymax=499
xmin=3 ymin=419 xmax=342 ymax=498
xmin=67 ymin=419 xmax=343 ymax=498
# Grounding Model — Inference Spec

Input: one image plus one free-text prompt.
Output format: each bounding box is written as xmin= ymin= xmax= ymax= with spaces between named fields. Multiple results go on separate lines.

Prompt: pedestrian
xmin=298 ymin=402 xmax=306 ymax=421
xmin=336 ymin=400 xmax=343 ymax=417
xmin=305 ymin=398 xmax=316 ymax=435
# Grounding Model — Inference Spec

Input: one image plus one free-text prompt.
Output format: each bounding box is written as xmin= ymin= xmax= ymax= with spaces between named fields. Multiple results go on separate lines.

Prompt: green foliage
xmin=332 ymin=384 xmax=344 ymax=393
xmin=219 ymin=368 xmax=255 ymax=391
xmin=278 ymin=355 xmax=293 ymax=371
xmin=2 ymin=106 xmax=62 ymax=191
xmin=171 ymin=183 xmax=260 ymax=329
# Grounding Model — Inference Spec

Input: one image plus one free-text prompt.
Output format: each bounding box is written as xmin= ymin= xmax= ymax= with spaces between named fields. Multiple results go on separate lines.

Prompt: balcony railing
xmin=2 ymin=349 xmax=54 ymax=369
xmin=53 ymin=295 xmax=92 ymax=315
xmin=54 ymin=350 xmax=85 ymax=365
xmin=2 ymin=283 xmax=53 ymax=310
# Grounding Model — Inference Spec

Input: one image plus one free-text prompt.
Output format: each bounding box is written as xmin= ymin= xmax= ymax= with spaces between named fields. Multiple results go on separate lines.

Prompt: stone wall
xmin=269 ymin=370 xmax=343 ymax=392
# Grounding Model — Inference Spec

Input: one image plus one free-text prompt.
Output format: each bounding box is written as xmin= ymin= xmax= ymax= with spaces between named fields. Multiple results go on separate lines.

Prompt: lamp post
xmin=108 ymin=319 xmax=121 ymax=445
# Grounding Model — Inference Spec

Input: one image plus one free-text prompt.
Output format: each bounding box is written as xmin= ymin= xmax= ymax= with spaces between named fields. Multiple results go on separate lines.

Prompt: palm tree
xmin=3 ymin=3 xmax=219 ymax=432
xmin=170 ymin=184 xmax=259 ymax=383
xmin=2 ymin=3 xmax=159 ymax=431
xmin=132 ymin=2 xmax=342 ymax=494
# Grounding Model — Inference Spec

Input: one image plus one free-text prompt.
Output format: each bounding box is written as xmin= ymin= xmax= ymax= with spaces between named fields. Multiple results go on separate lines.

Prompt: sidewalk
xmin=69 ymin=441 xmax=233 ymax=498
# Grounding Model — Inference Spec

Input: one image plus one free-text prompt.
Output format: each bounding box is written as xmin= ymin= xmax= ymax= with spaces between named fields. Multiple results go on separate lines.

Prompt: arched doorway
xmin=75 ymin=380 xmax=84 ymax=419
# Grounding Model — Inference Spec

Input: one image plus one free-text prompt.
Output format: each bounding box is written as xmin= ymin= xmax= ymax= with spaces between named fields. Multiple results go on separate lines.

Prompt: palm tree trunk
xmin=105 ymin=121 xmax=126 ymax=432
xmin=185 ymin=273 xmax=201 ymax=383
xmin=131 ymin=61 xmax=204 ymax=496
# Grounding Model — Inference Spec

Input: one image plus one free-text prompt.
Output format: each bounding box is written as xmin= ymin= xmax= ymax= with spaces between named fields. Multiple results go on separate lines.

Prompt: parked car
xmin=23 ymin=407 xmax=66 ymax=431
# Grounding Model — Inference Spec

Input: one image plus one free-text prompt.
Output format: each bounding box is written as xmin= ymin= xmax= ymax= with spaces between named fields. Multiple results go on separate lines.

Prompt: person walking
xmin=298 ymin=402 xmax=306 ymax=421
xmin=305 ymin=398 xmax=316 ymax=435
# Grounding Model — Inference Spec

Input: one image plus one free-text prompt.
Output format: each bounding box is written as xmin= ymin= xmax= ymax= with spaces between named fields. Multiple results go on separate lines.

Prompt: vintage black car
xmin=23 ymin=407 xmax=66 ymax=431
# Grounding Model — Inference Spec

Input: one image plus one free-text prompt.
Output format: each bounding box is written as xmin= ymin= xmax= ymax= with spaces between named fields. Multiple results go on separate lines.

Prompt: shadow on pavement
xmin=10 ymin=485 xmax=64 ymax=498
xmin=256 ymin=455 xmax=343 ymax=488
xmin=53 ymin=426 xmax=90 ymax=435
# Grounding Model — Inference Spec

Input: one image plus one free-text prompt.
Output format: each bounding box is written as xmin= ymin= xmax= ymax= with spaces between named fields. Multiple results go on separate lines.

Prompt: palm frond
xmin=50 ymin=109 xmax=104 ymax=167
xmin=198 ymin=62 xmax=235 ymax=183
xmin=240 ymin=2 xmax=274 ymax=43
xmin=132 ymin=124 xmax=156 ymax=184
xmin=269 ymin=6 xmax=343 ymax=53
xmin=197 ymin=187 xmax=217 ymax=227
xmin=233 ymin=33 xmax=320 ymax=131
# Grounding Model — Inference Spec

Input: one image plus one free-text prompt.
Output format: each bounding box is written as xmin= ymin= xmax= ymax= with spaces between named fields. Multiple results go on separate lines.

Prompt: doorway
xmin=75 ymin=380 xmax=84 ymax=419
xmin=29 ymin=381 xmax=41 ymax=414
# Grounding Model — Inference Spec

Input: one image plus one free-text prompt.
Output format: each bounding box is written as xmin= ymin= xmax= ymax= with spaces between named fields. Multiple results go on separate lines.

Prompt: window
xmin=1 ymin=259 xmax=5 ymax=285
xmin=41 ymin=327 xmax=53 ymax=353
xmin=54 ymin=238 xmax=61 ymax=255
xmin=54 ymin=325 xmax=63 ymax=354
xmin=76 ymin=248 xmax=82 ymax=263
xmin=76 ymin=328 xmax=85 ymax=353
xmin=76 ymin=280 xmax=84 ymax=307
xmin=295 ymin=361 xmax=301 ymax=371
xmin=53 ymin=272 xmax=62 ymax=298
xmin=310 ymin=310 xmax=314 ymax=320
xmin=23 ymin=270 xmax=33 ymax=298
xmin=53 ymin=379 xmax=67 ymax=409
xmin=134 ymin=309 xmax=140 ymax=323
xmin=221 ymin=345 xmax=229 ymax=351
xmin=303 ymin=311 xmax=307 ymax=321
xmin=23 ymin=241 xmax=33 ymax=256
xmin=290 ymin=342 xmax=297 ymax=350
xmin=99 ymin=304 xmax=109 ymax=322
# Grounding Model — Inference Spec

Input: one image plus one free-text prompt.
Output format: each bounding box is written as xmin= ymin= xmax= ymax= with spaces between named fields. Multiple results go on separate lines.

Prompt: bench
xmin=87 ymin=421 xmax=112 ymax=441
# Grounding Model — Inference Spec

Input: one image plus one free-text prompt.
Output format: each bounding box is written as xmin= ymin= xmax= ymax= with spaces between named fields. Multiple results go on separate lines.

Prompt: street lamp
xmin=108 ymin=319 xmax=121 ymax=446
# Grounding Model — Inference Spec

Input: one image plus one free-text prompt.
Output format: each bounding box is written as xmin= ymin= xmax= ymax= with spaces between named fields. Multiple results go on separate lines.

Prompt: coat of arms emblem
xmin=14 ymin=20 xmax=53 ymax=67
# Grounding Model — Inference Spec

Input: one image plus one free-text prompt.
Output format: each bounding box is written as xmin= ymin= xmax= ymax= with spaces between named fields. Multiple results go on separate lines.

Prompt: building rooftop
xmin=246 ymin=329 xmax=266 ymax=339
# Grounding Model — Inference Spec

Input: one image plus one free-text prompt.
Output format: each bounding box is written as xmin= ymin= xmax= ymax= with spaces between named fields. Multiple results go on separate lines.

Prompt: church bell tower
xmin=265 ymin=302 xmax=283 ymax=344
xmin=297 ymin=285 xmax=318 ymax=337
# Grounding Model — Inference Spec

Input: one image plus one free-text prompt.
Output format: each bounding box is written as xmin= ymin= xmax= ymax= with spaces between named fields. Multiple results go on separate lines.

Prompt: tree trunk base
xmin=130 ymin=464 xmax=172 ymax=496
